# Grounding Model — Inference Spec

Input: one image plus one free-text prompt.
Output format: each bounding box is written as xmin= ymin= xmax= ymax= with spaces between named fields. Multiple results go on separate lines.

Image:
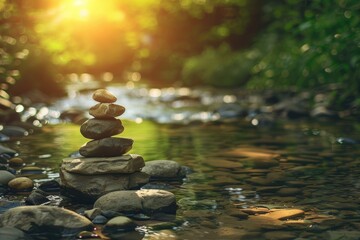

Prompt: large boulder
xmin=79 ymin=137 xmax=133 ymax=157
xmin=80 ymin=118 xmax=124 ymax=139
xmin=60 ymin=170 xmax=149 ymax=200
xmin=94 ymin=189 xmax=177 ymax=214
xmin=61 ymin=154 xmax=145 ymax=175
xmin=142 ymin=160 xmax=187 ymax=180
xmin=0 ymin=206 xmax=93 ymax=236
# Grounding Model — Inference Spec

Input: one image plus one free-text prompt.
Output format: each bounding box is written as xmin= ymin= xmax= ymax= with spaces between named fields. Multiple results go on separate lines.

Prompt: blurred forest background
xmin=0 ymin=0 xmax=359 ymax=106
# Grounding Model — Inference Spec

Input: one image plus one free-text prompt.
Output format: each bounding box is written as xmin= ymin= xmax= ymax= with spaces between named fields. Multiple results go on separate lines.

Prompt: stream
xmin=1 ymin=84 xmax=360 ymax=239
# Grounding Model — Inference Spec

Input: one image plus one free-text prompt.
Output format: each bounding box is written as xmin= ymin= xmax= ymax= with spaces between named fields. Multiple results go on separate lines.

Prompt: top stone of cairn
xmin=93 ymin=89 xmax=117 ymax=103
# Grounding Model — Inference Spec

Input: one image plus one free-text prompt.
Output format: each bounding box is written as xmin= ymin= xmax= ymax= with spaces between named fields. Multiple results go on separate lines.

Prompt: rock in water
xmin=60 ymin=170 xmax=149 ymax=199
xmin=0 ymin=206 xmax=93 ymax=236
xmin=94 ymin=189 xmax=177 ymax=214
xmin=0 ymin=170 xmax=15 ymax=186
xmin=142 ymin=160 xmax=186 ymax=180
xmin=89 ymin=103 xmax=125 ymax=119
xmin=80 ymin=118 xmax=124 ymax=139
xmin=103 ymin=216 xmax=137 ymax=234
xmin=79 ymin=137 xmax=133 ymax=157
xmin=62 ymin=154 xmax=145 ymax=175
xmin=8 ymin=177 xmax=34 ymax=192
xmin=93 ymin=89 xmax=117 ymax=103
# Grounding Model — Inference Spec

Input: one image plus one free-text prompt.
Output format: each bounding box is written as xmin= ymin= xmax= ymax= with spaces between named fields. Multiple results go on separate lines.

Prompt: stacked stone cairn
xmin=60 ymin=89 xmax=149 ymax=200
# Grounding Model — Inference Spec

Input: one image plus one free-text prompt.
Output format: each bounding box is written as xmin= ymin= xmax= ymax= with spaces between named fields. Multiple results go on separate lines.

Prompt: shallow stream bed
xmin=2 ymin=117 xmax=360 ymax=239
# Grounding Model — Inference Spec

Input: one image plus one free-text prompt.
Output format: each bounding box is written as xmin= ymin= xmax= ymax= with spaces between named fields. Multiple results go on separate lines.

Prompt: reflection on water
xmin=3 ymin=118 xmax=360 ymax=239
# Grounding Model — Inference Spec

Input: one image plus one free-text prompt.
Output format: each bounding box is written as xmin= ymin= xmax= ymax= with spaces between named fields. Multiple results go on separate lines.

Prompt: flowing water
xmin=2 ymin=85 xmax=360 ymax=239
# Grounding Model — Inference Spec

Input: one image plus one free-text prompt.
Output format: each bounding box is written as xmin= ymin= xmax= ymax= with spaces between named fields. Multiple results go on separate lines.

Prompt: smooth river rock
xmin=89 ymin=103 xmax=125 ymax=119
xmin=60 ymin=170 xmax=149 ymax=199
xmin=142 ymin=160 xmax=186 ymax=179
xmin=93 ymin=89 xmax=117 ymax=103
xmin=0 ymin=206 xmax=93 ymax=235
xmin=0 ymin=170 xmax=15 ymax=186
xmin=61 ymin=154 xmax=144 ymax=175
xmin=80 ymin=118 xmax=124 ymax=139
xmin=79 ymin=137 xmax=133 ymax=157
xmin=94 ymin=189 xmax=177 ymax=214
xmin=8 ymin=177 xmax=34 ymax=191
xmin=103 ymin=216 xmax=137 ymax=234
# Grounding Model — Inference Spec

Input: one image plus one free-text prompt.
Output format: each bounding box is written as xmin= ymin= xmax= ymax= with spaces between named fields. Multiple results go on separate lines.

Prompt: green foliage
xmin=247 ymin=0 xmax=360 ymax=94
xmin=182 ymin=44 xmax=258 ymax=87
xmin=182 ymin=0 xmax=360 ymax=106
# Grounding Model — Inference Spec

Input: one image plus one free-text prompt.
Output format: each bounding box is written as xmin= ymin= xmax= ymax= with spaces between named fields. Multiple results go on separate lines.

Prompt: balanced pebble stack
xmin=79 ymin=89 xmax=132 ymax=157
xmin=59 ymin=89 xmax=149 ymax=200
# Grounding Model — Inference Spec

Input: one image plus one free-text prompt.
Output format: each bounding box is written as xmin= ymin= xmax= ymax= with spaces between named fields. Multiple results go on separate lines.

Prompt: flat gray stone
xmin=0 ymin=206 xmax=93 ymax=235
xmin=60 ymin=170 xmax=149 ymax=199
xmin=61 ymin=154 xmax=145 ymax=175
xmin=80 ymin=118 xmax=124 ymax=139
xmin=79 ymin=137 xmax=133 ymax=157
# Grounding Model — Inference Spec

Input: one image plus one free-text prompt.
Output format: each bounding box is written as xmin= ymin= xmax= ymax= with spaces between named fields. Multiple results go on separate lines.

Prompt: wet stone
xmin=80 ymin=118 xmax=124 ymax=139
xmin=60 ymin=170 xmax=149 ymax=199
xmin=93 ymin=89 xmax=117 ymax=103
xmin=92 ymin=215 xmax=108 ymax=224
xmin=103 ymin=216 xmax=137 ymax=233
xmin=142 ymin=160 xmax=185 ymax=180
xmin=0 ymin=170 xmax=15 ymax=186
xmin=89 ymin=103 xmax=125 ymax=119
xmin=0 ymin=145 xmax=17 ymax=157
xmin=84 ymin=208 xmax=102 ymax=220
xmin=25 ymin=189 xmax=49 ymax=205
xmin=0 ymin=206 xmax=93 ymax=235
xmin=8 ymin=177 xmax=34 ymax=192
xmin=241 ymin=207 xmax=270 ymax=215
xmin=94 ymin=189 xmax=177 ymax=215
xmin=79 ymin=137 xmax=133 ymax=157
xmin=8 ymin=157 xmax=23 ymax=167
xmin=38 ymin=180 xmax=60 ymax=192
xmin=62 ymin=154 xmax=144 ymax=175
xmin=266 ymin=209 xmax=305 ymax=220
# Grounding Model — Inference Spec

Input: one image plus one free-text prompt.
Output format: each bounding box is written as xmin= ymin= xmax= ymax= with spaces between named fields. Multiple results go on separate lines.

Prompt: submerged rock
xmin=94 ymin=189 xmax=177 ymax=215
xmin=8 ymin=177 xmax=34 ymax=192
xmin=61 ymin=154 xmax=144 ymax=175
xmin=103 ymin=216 xmax=137 ymax=234
xmin=0 ymin=170 xmax=15 ymax=186
xmin=0 ymin=206 xmax=93 ymax=236
xmin=80 ymin=118 xmax=124 ymax=139
xmin=0 ymin=145 xmax=17 ymax=157
xmin=8 ymin=157 xmax=23 ymax=167
xmin=142 ymin=160 xmax=186 ymax=180
xmin=79 ymin=137 xmax=133 ymax=157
